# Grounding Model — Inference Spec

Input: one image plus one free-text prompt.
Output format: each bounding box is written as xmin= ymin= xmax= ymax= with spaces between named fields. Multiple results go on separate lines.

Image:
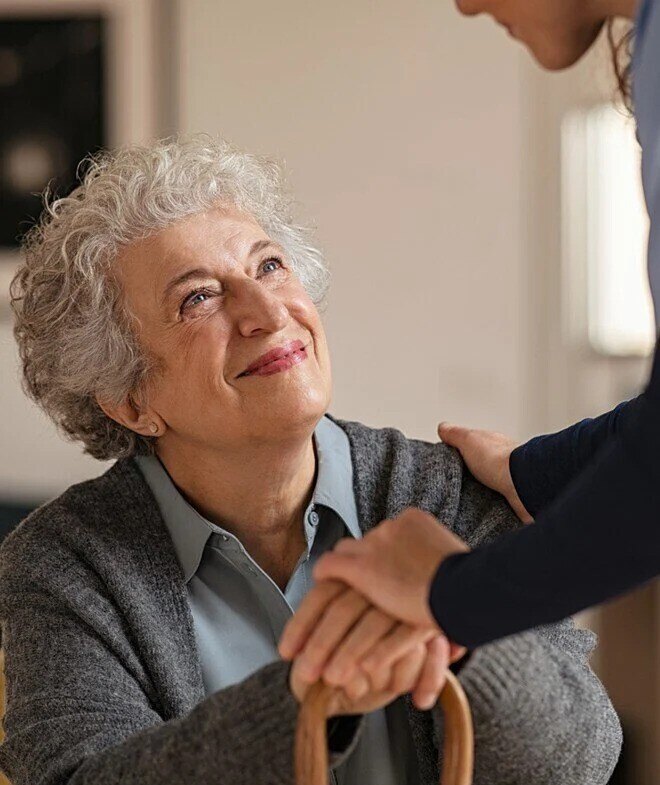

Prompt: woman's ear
xmin=96 ymin=392 xmax=166 ymax=438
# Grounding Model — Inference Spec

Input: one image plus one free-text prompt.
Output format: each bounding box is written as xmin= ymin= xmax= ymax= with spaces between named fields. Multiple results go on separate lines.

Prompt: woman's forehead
xmin=117 ymin=207 xmax=269 ymax=277
xmin=154 ymin=207 xmax=270 ymax=259
xmin=114 ymin=207 xmax=282 ymax=311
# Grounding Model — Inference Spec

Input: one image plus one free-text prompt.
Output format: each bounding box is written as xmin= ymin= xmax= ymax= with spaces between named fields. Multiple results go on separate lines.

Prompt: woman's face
xmin=455 ymin=0 xmax=605 ymax=70
xmin=115 ymin=206 xmax=332 ymax=452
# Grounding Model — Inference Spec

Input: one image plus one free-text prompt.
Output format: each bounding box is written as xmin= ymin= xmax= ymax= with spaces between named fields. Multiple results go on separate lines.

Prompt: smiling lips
xmin=238 ymin=339 xmax=308 ymax=378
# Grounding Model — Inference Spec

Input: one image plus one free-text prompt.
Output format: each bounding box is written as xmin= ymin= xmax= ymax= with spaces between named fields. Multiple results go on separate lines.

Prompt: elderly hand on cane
xmin=279 ymin=509 xmax=469 ymax=714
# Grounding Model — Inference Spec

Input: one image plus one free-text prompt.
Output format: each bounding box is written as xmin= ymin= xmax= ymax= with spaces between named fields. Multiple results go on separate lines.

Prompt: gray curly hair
xmin=11 ymin=135 xmax=330 ymax=461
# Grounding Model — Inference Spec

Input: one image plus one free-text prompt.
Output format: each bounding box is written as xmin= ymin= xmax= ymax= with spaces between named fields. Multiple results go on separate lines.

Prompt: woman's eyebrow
xmin=249 ymin=239 xmax=281 ymax=256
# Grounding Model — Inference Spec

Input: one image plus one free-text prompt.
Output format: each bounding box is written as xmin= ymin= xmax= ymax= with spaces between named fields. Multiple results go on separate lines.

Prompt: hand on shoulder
xmin=438 ymin=422 xmax=533 ymax=524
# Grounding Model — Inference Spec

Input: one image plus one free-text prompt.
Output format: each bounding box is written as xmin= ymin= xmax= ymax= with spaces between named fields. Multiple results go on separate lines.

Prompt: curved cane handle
xmin=294 ymin=669 xmax=473 ymax=785
xmin=437 ymin=670 xmax=473 ymax=785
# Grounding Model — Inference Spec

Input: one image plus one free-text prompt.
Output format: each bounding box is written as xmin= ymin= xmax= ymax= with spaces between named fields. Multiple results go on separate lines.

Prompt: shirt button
xmin=308 ymin=510 xmax=320 ymax=526
xmin=220 ymin=535 xmax=229 ymax=542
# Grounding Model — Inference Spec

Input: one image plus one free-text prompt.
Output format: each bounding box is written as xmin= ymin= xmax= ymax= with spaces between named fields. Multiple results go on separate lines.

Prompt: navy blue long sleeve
xmin=509 ymin=399 xmax=639 ymax=516
xmin=431 ymin=351 xmax=660 ymax=648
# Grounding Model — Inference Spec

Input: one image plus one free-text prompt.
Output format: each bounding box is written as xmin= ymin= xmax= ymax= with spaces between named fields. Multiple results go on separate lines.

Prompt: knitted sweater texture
xmin=0 ymin=417 xmax=621 ymax=785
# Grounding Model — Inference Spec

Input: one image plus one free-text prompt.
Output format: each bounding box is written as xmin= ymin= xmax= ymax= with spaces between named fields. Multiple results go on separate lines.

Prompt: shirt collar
xmin=312 ymin=415 xmax=361 ymax=540
xmin=134 ymin=414 xmax=360 ymax=583
xmin=134 ymin=452 xmax=220 ymax=582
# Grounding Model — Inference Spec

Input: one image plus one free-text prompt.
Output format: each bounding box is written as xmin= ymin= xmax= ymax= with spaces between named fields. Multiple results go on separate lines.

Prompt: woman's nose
xmin=228 ymin=278 xmax=290 ymax=337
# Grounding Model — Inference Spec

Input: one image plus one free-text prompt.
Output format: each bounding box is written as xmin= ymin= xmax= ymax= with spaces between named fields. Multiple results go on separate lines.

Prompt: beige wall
xmin=177 ymin=0 xmax=531 ymax=443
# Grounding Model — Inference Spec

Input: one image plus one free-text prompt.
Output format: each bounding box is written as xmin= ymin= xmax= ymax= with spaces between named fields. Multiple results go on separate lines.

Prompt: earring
xmin=149 ymin=422 xmax=158 ymax=435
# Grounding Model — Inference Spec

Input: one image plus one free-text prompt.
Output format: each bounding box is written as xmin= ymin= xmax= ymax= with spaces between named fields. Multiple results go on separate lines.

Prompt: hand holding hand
xmin=438 ymin=422 xmax=533 ymax=523
xmin=302 ymin=508 xmax=469 ymax=630
xmin=284 ymin=581 xmax=453 ymax=713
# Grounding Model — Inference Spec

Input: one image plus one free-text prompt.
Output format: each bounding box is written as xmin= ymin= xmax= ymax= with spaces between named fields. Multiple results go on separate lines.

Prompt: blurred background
xmin=0 ymin=1 xmax=657 ymax=783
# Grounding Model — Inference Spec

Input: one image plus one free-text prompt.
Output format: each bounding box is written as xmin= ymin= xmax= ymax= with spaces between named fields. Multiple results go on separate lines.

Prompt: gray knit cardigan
xmin=0 ymin=417 xmax=621 ymax=785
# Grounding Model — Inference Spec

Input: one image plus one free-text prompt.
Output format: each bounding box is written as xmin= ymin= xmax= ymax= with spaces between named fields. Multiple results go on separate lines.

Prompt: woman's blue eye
xmin=262 ymin=258 xmax=283 ymax=274
xmin=181 ymin=290 xmax=211 ymax=312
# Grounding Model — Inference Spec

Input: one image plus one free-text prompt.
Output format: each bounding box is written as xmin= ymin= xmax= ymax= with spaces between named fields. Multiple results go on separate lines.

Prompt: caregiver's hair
xmin=10 ymin=136 xmax=330 ymax=461
xmin=607 ymin=19 xmax=634 ymax=112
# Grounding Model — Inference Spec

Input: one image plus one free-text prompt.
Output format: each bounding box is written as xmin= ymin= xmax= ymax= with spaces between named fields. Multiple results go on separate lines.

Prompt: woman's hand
xmin=438 ymin=422 xmax=533 ymax=523
xmin=283 ymin=581 xmax=458 ymax=714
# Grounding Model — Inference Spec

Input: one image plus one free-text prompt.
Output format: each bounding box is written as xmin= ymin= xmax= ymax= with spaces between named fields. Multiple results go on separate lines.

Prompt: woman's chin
xmin=281 ymin=389 xmax=331 ymax=426
xmin=527 ymin=24 xmax=603 ymax=71
xmin=244 ymin=381 xmax=330 ymax=431
xmin=531 ymin=46 xmax=585 ymax=71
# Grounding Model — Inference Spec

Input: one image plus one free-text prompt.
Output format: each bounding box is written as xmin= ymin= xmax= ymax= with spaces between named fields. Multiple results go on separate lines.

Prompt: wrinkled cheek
xmin=309 ymin=325 xmax=331 ymax=385
xmin=309 ymin=340 xmax=333 ymax=411
xmin=148 ymin=356 xmax=201 ymax=415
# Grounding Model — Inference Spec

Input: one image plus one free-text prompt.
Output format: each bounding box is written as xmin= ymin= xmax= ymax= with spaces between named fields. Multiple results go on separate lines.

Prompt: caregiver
xmin=281 ymin=0 xmax=660 ymax=653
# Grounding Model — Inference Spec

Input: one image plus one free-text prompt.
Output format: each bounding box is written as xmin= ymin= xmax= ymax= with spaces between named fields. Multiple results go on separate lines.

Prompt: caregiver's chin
xmin=454 ymin=0 xmax=638 ymax=71
xmin=99 ymin=205 xmax=332 ymax=587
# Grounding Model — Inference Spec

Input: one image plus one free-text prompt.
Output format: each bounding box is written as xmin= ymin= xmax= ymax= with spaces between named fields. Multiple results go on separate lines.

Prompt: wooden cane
xmin=295 ymin=669 xmax=473 ymax=785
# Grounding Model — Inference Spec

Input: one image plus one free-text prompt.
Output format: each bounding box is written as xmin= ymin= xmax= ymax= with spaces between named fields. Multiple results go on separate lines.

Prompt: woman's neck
xmin=156 ymin=432 xmax=317 ymax=589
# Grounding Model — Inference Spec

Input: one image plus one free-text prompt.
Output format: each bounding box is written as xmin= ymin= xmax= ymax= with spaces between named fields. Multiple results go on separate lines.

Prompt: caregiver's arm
xmin=432 ymin=361 xmax=660 ymax=646
xmin=440 ymin=398 xmax=639 ymax=518
xmin=315 ymin=396 xmax=660 ymax=647
xmin=314 ymin=387 xmax=660 ymax=645
xmin=509 ymin=399 xmax=638 ymax=514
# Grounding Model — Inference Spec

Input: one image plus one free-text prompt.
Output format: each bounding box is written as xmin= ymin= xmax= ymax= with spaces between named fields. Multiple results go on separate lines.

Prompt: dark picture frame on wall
xmin=0 ymin=0 xmax=165 ymax=318
xmin=0 ymin=15 xmax=106 ymax=248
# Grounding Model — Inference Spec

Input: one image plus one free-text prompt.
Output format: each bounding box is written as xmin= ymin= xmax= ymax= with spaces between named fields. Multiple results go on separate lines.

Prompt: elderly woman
xmin=0 ymin=137 xmax=620 ymax=785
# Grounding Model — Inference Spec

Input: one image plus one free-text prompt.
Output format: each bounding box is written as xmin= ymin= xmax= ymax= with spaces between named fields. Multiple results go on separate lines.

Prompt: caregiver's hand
xmin=280 ymin=509 xmax=468 ymax=644
xmin=438 ymin=422 xmax=533 ymax=523
xmin=300 ymin=509 xmax=469 ymax=631
xmin=284 ymin=581 xmax=450 ymax=712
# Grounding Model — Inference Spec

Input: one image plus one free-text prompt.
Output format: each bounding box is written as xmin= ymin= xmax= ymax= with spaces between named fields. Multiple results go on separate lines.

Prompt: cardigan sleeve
xmin=457 ymin=622 xmax=621 ymax=785
xmin=0 ymin=528 xmax=361 ymax=785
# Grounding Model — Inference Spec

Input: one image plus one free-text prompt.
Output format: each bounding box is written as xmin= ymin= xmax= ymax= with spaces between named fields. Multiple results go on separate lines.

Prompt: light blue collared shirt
xmin=135 ymin=415 xmax=419 ymax=785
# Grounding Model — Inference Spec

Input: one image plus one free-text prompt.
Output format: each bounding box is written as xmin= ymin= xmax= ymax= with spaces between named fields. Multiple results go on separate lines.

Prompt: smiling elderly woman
xmin=0 ymin=137 xmax=620 ymax=785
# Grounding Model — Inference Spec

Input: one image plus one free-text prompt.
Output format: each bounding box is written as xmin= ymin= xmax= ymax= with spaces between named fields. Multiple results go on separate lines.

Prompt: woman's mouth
xmin=238 ymin=340 xmax=308 ymax=378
